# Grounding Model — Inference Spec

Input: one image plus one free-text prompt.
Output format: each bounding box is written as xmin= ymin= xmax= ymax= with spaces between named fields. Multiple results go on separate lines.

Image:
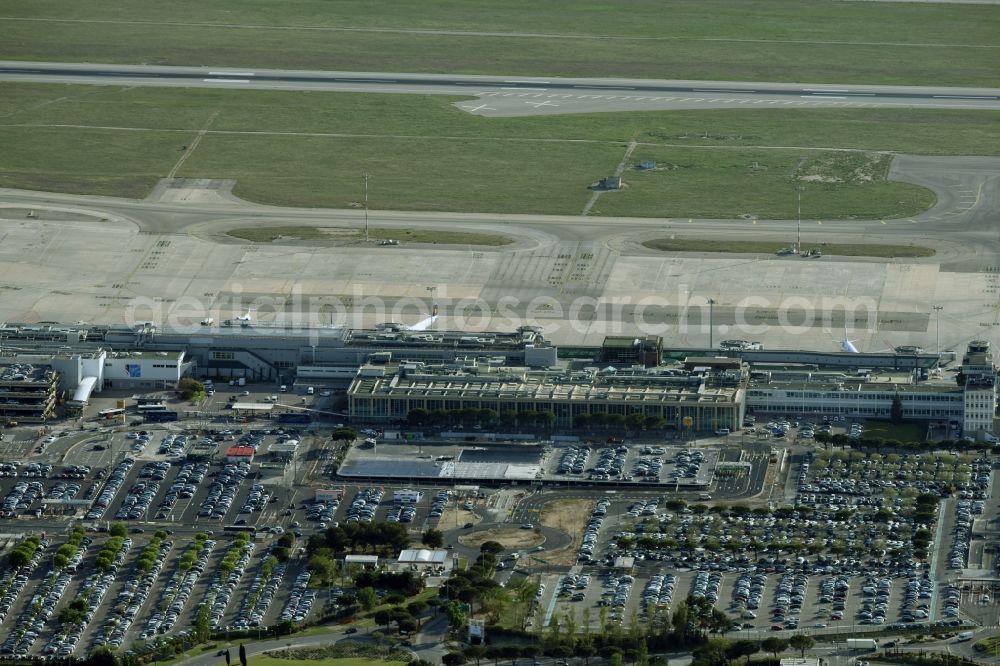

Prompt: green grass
xmin=642 ymin=239 xmax=935 ymax=258
xmin=252 ymin=658 xmax=404 ymax=666
xmin=974 ymin=635 xmax=1000 ymax=653
xmin=226 ymin=226 xmax=512 ymax=246
xmin=1 ymin=83 xmax=999 ymax=217
xmin=2 ymin=1 xmax=998 ymax=86
xmin=861 ymin=421 xmax=927 ymax=443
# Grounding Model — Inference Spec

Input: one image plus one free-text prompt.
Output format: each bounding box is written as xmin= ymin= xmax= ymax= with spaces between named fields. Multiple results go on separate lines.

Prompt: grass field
xmin=861 ymin=421 xmax=927 ymax=443
xmin=642 ymin=239 xmax=935 ymax=258
xmin=226 ymin=225 xmax=512 ymax=246
xmin=1 ymin=83 xmax=999 ymax=217
xmin=2 ymin=1 xmax=998 ymax=86
xmin=252 ymin=658 xmax=404 ymax=666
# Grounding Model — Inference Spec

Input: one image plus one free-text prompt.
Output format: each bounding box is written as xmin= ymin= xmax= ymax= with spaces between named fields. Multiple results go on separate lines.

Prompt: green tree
xmin=443 ymin=653 xmax=468 ymax=666
xmin=407 ymin=408 xmax=430 ymax=425
xmin=177 ymin=377 xmax=205 ymax=401
xmin=109 ymin=522 xmax=128 ymax=538
xmin=726 ymin=640 xmax=760 ymax=665
xmin=422 ymin=528 xmax=444 ymax=549
xmin=890 ymin=395 xmax=904 ymax=424
xmin=788 ymin=634 xmax=815 ymax=658
xmin=761 ymin=637 xmax=788 ymax=661
xmin=357 ymin=586 xmax=378 ymax=611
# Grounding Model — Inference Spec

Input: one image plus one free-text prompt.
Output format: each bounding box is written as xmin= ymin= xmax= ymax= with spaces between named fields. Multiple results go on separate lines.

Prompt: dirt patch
xmin=458 ymin=527 xmax=544 ymax=550
xmin=438 ymin=506 xmax=482 ymax=530
xmin=538 ymin=499 xmax=593 ymax=566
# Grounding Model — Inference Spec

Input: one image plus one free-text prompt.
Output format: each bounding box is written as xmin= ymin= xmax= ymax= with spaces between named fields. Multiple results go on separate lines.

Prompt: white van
xmin=715 ymin=428 xmax=730 ymax=436
xmin=279 ymin=385 xmax=287 ymax=393
xmin=307 ymin=386 xmax=314 ymax=395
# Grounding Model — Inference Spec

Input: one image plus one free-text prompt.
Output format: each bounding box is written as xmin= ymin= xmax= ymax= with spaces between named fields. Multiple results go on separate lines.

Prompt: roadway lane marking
xmin=804 ymin=95 xmax=846 ymax=99
xmin=933 ymin=95 xmax=998 ymax=100
xmin=694 ymin=88 xmax=754 ymax=93
xmin=501 ymin=87 xmax=547 ymax=91
xmin=203 ymin=78 xmax=250 ymax=83
xmin=803 ymin=88 xmax=849 ymax=93
xmin=208 ymin=71 xmax=255 ymax=77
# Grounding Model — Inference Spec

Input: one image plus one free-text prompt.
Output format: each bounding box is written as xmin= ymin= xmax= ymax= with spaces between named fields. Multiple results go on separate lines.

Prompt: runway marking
xmin=501 ymin=87 xmax=547 ymax=91
xmin=880 ymin=220 xmax=886 ymax=224
xmin=208 ymin=71 xmax=255 ymax=77
xmin=817 ymin=220 xmax=822 ymax=225
xmin=462 ymin=103 xmax=495 ymax=112
xmin=525 ymin=100 xmax=560 ymax=108
xmin=202 ymin=78 xmax=250 ymax=83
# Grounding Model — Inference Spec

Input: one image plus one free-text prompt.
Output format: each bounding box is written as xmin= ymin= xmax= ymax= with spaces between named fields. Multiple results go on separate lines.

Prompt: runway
xmin=2 ymin=61 xmax=1000 ymax=116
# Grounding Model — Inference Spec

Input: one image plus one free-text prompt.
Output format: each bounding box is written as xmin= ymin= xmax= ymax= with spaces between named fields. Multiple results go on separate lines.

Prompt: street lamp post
xmin=933 ymin=305 xmax=943 ymax=359
xmin=362 ymin=171 xmax=370 ymax=243
xmin=708 ymin=298 xmax=716 ymax=349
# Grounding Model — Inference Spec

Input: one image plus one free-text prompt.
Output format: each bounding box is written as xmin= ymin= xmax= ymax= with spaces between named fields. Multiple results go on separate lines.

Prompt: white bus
xmin=97 ymin=408 xmax=126 ymax=419
xmin=136 ymin=404 xmax=168 ymax=413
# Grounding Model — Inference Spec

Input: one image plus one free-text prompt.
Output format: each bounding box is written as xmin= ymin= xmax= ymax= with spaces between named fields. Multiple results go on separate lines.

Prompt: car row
xmin=86 ymin=458 xmax=135 ymax=521
xmin=578 ymin=498 xmax=610 ymax=563
xmin=205 ymin=539 xmax=256 ymax=630
xmin=139 ymin=539 xmax=216 ymax=639
xmin=948 ymin=499 xmax=976 ymax=570
xmin=345 ymin=488 xmax=383 ymax=524
xmin=642 ymin=573 xmax=677 ymax=612
xmin=588 ymin=446 xmax=627 ymax=481
xmin=115 ymin=477 xmax=160 ymax=521
xmin=94 ymin=538 xmax=173 ymax=650
xmin=0 ymin=481 xmax=44 ymax=518
xmin=198 ymin=462 xmax=251 ymax=520
xmin=232 ymin=553 xmax=286 ymax=630
xmin=556 ymin=446 xmax=588 ymax=475
xmin=278 ymin=571 xmax=316 ymax=623
xmin=428 ymin=491 xmax=450 ymax=518
xmin=43 ymin=540 xmax=130 ymax=658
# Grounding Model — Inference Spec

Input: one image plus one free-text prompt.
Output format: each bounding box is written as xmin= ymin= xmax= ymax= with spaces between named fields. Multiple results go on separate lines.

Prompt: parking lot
xmin=525 ymin=446 xmax=995 ymax=638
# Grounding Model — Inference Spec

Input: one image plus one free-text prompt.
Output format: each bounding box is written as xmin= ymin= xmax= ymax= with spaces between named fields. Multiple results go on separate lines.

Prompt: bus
xmin=144 ymin=411 xmax=178 ymax=423
xmin=223 ymin=524 xmax=257 ymax=534
xmin=137 ymin=404 xmax=168 ymax=413
xmin=98 ymin=408 xmax=126 ymax=420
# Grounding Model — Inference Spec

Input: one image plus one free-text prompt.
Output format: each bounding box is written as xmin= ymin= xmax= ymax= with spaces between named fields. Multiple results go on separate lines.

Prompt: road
xmin=1 ymin=62 xmax=999 ymax=116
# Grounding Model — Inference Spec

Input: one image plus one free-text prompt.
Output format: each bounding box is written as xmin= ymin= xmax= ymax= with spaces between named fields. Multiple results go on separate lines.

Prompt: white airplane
xmin=407 ymin=304 xmax=439 ymax=331
xmin=837 ymin=323 xmax=860 ymax=353
xmin=841 ymin=333 xmax=859 ymax=354
xmin=236 ymin=308 xmax=253 ymax=323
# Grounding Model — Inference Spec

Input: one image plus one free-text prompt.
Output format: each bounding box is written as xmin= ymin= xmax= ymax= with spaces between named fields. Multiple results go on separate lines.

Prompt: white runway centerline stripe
xmin=203 ymin=78 xmax=250 ymax=83
xmin=208 ymin=72 xmax=255 ymax=77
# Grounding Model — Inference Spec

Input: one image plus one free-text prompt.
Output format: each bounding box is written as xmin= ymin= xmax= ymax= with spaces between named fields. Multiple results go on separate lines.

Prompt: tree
xmin=725 ymin=640 xmax=760 ymax=665
xmin=422 ymin=528 xmax=444 ymax=549
xmin=479 ymin=540 xmax=505 ymax=558
xmin=357 ymin=586 xmax=378 ymax=611
xmin=407 ymin=600 xmax=429 ymax=627
xmin=7 ymin=549 xmax=29 ymax=568
xmin=465 ymin=646 xmax=487 ymax=666
xmin=407 ymin=408 xmax=430 ymax=425
xmin=82 ymin=646 xmax=118 ymax=666
xmin=109 ymin=522 xmax=128 ymax=538
xmin=330 ymin=428 xmax=357 ymax=441
xmin=177 ymin=377 xmax=205 ymax=401
xmin=761 ymin=637 xmax=788 ymax=661
xmin=788 ymin=634 xmax=814 ymax=658
xmin=890 ymin=394 xmax=904 ymax=424
xmin=373 ymin=609 xmax=392 ymax=631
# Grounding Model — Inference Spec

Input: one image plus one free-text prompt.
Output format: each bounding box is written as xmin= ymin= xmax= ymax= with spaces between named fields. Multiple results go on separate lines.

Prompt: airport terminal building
xmin=347 ymin=359 xmax=747 ymax=431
